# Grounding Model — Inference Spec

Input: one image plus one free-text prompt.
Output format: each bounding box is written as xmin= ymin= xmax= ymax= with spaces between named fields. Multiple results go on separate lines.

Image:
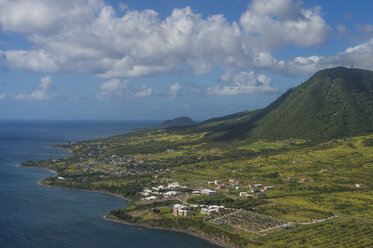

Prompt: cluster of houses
xmin=104 ymin=154 xmax=136 ymax=165
xmin=140 ymin=182 xmax=187 ymax=201
xmin=141 ymin=181 xmax=222 ymax=201
xmin=207 ymin=179 xmax=245 ymax=190
xmin=141 ymin=176 xmax=277 ymax=202
xmin=79 ymin=143 xmax=107 ymax=157
xmin=207 ymin=180 xmax=226 ymax=189
xmin=204 ymin=178 xmax=275 ymax=199
xmin=79 ymin=152 xmax=179 ymax=178
xmin=229 ymin=178 xmax=244 ymax=190
xmin=99 ymin=154 xmax=149 ymax=169
xmin=239 ymin=184 xmax=274 ymax=199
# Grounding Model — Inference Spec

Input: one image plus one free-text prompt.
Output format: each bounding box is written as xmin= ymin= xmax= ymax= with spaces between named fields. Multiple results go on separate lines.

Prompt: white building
xmin=209 ymin=205 xmax=224 ymax=213
xmin=164 ymin=191 xmax=178 ymax=197
xmin=201 ymin=189 xmax=217 ymax=195
xmin=239 ymin=192 xmax=249 ymax=197
xmin=200 ymin=208 xmax=208 ymax=215
xmin=167 ymin=182 xmax=180 ymax=189
xmin=207 ymin=209 xmax=216 ymax=215
xmin=173 ymin=204 xmax=191 ymax=216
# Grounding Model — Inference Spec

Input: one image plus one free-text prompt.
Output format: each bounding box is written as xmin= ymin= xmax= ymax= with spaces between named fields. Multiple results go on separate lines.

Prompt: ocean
xmin=0 ymin=120 xmax=217 ymax=248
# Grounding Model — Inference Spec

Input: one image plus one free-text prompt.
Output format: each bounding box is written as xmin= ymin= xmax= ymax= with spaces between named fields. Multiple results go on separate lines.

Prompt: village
xmin=134 ymin=177 xmax=295 ymax=233
xmin=140 ymin=178 xmax=274 ymax=202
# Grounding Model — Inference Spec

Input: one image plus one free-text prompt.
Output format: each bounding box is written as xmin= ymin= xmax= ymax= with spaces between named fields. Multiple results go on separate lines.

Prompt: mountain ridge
xmin=184 ymin=67 xmax=373 ymax=142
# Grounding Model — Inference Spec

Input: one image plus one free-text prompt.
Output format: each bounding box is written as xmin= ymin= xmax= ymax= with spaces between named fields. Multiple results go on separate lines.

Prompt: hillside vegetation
xmin=177 ymin=67 xmax=373 ymax=142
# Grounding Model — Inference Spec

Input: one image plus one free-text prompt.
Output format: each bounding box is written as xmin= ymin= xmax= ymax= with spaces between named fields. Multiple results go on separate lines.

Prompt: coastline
xmin=17 ymin=151 xmax=231 ymax=248
xmin=16 ymin=163 xmax=58 ymax=176
xmin=27 ymin=165 xmax=229 ymax=248
xmin=103 ymin=215 xmax=229 ymax=248
xmin=18 ymin=162 xmax=131 ymax=202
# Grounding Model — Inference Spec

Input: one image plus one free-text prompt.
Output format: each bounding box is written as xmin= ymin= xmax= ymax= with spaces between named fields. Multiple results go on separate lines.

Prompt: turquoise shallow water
xmin=0 ymin=120 xmax=217 ymax=248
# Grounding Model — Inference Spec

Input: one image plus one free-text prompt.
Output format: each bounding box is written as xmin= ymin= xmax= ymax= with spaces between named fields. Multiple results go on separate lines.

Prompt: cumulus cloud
xmin=0 ymin=0 xmax=103 ymax=33
xmin=208 ymin=71 xmax=278 ymax=96
xmin=97 ymin=79 xmax=152 ymax=99
xmin=285 ymin=38 xmax=373 ymax=74
xmin=14 ymin=76 xmax=56 ymax=100
xmin=240 ymin=0 xmax=329 ymax=48
xmin=97 ymin=79 xmax=127 ymax=99
xmin=168 ymin=82 xmax=183 ymax=98
xmin=130 ymin=85 xmax=152 ymax=98
xmin=166 ymin=82 xmax=203 ymax=98
xmin=0 ymin=0 xmax=329 ymax=78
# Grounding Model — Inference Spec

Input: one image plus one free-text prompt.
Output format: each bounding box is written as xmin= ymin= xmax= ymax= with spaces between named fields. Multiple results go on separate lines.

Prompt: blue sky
xmin=1 ymin=0 xmax=373 ymax=121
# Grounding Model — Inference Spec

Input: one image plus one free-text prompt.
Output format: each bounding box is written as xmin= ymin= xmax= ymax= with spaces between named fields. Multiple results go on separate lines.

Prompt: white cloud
xmin=284 ymin=38 xmax=373 ymax=75
xmin=167 ymin=82 xmax=203 ymax=98
xmin=240 ymin=0 xmax=329 ymax=48
xmin=97 ymin=79 xmax=127 ymax=99
xmin=0 ymin=0 xmax=329 ymax=78
xmin=130 ymin=85 xmax=152 ymax=98
xmin=98 ymin=79 xmax=152 ymax=99
xmin=0 ymin=93 xmax=5 ymax=100
xmin=14 ymin=76 xmax=56 ymax=100
xmin=208 ymin=71 xmax=278 ymax=96
xmin=168 ymin=82 xmax=183 ymax=98
xmin=0 ymin=0 xmax=103 ymax=33
xmin=4 ymin=50 xmax=58 ymax=72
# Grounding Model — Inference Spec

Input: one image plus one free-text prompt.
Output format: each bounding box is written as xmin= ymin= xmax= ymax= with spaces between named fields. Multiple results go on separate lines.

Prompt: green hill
xmin=199 ymin=67 xmax=373 ymax=142
xmin=159 ymin=116 xmax=196 ymax=128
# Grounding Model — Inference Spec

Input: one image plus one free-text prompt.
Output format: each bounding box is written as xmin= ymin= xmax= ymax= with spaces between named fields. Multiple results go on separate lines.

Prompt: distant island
xmin=21 ymin=68 xmax=373 ymax=248
xmin=159 ymin=117 xmax=196 ymax=128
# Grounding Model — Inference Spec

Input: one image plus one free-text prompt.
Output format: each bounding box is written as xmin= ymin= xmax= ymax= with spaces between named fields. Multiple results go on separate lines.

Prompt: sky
xmin=1 ymin=0 xmax=373 ymax=121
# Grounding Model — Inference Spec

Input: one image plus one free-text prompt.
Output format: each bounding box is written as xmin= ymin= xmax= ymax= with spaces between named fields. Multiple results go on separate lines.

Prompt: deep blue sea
xmin=0 ymin=120 xmax=217 ymax=248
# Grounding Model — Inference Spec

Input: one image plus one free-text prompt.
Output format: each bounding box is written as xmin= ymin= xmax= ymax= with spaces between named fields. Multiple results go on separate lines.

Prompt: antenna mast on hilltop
xmin=350 ymin=59 xmax=354 ymax=69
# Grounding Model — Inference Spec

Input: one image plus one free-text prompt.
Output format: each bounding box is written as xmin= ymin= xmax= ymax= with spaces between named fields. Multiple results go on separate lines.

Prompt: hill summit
xmin=201 ymin=67 xmax=373 ymax=141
